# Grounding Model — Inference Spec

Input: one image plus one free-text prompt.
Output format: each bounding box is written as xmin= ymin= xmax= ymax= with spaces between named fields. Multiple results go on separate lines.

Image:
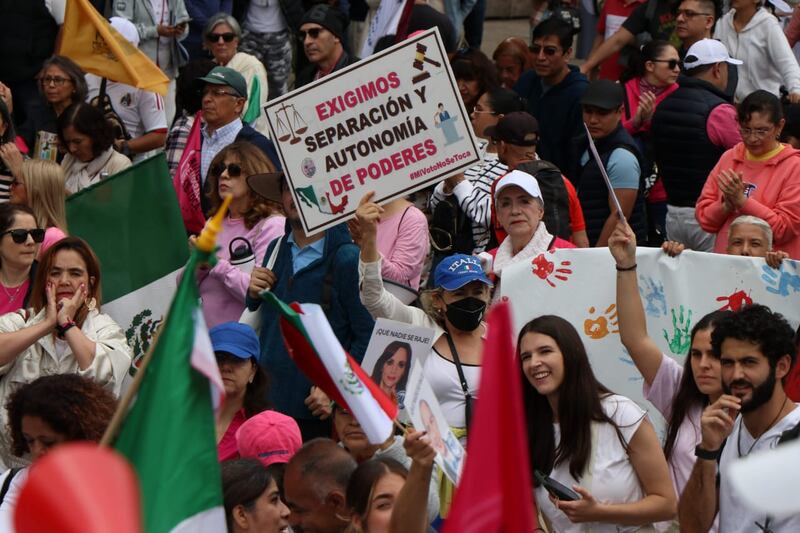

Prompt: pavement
xmin=480 ymin=17 xmax=530 ymax=58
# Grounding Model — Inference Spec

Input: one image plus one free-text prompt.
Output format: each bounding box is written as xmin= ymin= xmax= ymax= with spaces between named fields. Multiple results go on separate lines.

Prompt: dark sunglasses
xmin=298 ymin=28 xmax=324 ymax=40
xmin=211 ymin=162 xmax=243 ymax=178
xmin=206 ymin=32 xmax=236 ymax=43
xmin=530 ymin=44 xmax=560 ymax=56
xmin=652 ymin=58 xmax=681 ymax=70
xmin=2 ymin=228 xmax=45 ymax=244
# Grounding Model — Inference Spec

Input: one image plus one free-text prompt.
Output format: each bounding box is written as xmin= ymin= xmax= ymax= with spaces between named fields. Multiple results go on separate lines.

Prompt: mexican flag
xmin=113 ymin=245 xmax=226 ymax=532
xmin=66 ymin=153 xmax=189 ymax=383
xmin=263 ymin=292 xmax=397 ymax=444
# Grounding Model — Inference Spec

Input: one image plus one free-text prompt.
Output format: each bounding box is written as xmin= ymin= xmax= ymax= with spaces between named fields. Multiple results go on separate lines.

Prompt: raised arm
xmin=580 ymin=27 xmax=635 ymax=75
xmin=609 ymin=219 xmax=664 ymax=385
xmin=389 ymin=429 xmax=437 ymax=533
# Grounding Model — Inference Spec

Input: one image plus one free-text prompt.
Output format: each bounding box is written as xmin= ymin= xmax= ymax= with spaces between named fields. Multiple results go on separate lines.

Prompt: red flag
xmin=443 ymin=302 xmax=535 ymax=533
xmin=14 ymin=443 xmax=140 ymax=533
xmin=173 ymin=111 xmax=206 ymax=234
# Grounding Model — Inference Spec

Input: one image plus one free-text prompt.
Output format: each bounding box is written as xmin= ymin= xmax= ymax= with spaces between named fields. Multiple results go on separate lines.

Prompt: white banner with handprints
xmin=500 ymin=247 xmax=800 ymax=432
xmin=264 ymin=27 xmax=480 ymax=234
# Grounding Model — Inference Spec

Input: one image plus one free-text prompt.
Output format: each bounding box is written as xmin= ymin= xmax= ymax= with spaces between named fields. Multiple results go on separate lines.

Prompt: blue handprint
xmin=639 ymin=276 xmax=667 ymax=318
xmin=761 ymin=261 xmax=800 ymax=296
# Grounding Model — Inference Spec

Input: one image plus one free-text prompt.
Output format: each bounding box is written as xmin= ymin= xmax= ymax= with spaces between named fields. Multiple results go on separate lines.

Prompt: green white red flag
xmin=263 ymin=292 xmax=397 ymax=444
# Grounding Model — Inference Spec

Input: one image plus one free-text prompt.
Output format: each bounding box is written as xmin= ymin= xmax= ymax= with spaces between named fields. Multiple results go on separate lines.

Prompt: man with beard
xmin=244 ymin=172 xmax=375 ymax=441
xmin=679 ymin=304 xmax=800 ymax=532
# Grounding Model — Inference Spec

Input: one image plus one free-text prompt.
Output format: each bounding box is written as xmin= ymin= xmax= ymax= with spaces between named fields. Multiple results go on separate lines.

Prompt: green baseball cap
xmin=197 ymin=66 xmax=247 ymax=98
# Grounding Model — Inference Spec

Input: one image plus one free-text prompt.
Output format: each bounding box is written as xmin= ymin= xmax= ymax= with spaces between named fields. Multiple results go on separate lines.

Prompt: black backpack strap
xmin=0 ymin=468 xmax=21 ymax=505
xmin=443 ymin=327 xmax=473 ymax=428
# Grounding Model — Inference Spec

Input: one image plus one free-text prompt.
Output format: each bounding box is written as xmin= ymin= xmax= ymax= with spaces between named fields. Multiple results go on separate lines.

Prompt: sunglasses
xmin=530 ymin=44 xmax=560 ymax=56
xmin=211 ymin=162 xmax=243 ymax=178
xmin=651 ymin=58 xmax=681 ymax=70
xmin=298 ymin=28 xmax=324 ymax=40
xmin=2 ymin=228 xmax=45 ymax=244
xmin=206 ymin=32 xmax=236 ymax=43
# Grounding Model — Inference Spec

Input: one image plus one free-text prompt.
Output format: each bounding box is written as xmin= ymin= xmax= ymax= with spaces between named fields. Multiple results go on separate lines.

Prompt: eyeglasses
xmin=206 ymin=32 xmax=236 ymax=43
xmin=298 ymin=28 xmax=325 ymax=40
xmin=651 ymin=59 xmax=681 ymax=70
xmin=676 ymin=9 xmax=713 ymax=18
xmin=2 ymin=228 xmax=45 ymax=244
xmin=41 ymin=76 xmax=71 ymax=87
xmin=739 ymin=126 xmax=773 ymax=139
xmin=202 ymin=87 xmax=241 ymax=99
xmin=211 ymin=162 xmax=243 ymax=178
xmin=530 ymin=44 xmax=560 ymax=56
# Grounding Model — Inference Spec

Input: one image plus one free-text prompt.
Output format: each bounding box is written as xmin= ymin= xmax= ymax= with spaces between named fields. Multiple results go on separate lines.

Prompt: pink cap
xmin=236 ymin=411 xmax=302 ymax=467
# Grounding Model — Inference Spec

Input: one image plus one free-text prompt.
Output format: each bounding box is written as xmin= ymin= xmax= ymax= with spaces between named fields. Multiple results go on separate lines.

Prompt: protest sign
xmin=361 ymin=318 xmax=436 ymax=411
xmin=405 ymin=359 xmax=466 ymax=484
xmin=265 ymin=28 xmax=480 ymax=234
xmin=500 ymin=248 xmax=800 ymax=432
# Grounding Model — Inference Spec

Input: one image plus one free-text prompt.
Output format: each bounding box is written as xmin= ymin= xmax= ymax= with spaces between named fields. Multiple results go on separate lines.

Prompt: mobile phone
xmin=534 ymin=470 xmax=581 ymax=501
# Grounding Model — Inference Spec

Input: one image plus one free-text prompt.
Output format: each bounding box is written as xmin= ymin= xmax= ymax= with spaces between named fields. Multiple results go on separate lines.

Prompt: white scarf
xmin=64 ymin=147 xmax=117 ymax=193
xmin=493 ymin=223 xmax=553 ymax=278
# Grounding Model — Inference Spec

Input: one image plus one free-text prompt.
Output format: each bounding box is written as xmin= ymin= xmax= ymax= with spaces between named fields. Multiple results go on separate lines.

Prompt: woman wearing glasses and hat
xmin=0 ymin=236 xmax=132 ymax=467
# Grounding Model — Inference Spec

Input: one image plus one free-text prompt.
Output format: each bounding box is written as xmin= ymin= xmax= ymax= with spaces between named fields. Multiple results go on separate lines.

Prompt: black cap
xmin=247 ymin=172 xmax=284 ymax=203
xmin=301 ymin=5 xmax=346 ymax=41
xmin=580 ymin=80 xmax=624 ymax=110
xmin=484 ymin=111 xmax=539 ymax=146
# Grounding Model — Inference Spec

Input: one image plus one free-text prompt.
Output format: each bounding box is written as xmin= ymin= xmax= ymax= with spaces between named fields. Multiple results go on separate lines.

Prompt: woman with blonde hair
xmin=196 ymin=141 xmax=285 ymax=327
xmin=11 ymin=159 xmax=67 ymax=255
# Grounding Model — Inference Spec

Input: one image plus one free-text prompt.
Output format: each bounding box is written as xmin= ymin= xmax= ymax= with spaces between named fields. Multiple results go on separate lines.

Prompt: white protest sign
xmin=405 ymin=359 xmax=466 ymax=484
xmin=265 ymin=28 xmax=481 ymax=234
xmin=361 ymin=318 xmax=435 ymax=412
xmin=500 ymin=248 xmax=800 ymax=432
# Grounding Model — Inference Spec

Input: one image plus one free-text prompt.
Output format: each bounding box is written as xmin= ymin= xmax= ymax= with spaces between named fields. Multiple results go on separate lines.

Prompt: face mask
xmin=445 ymin=296 xmax=487 ymax=332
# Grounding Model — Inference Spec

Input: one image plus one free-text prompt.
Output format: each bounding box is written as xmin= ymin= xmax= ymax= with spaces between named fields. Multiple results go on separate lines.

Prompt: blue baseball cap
xmin=433 ymin=254 xmax=493 ymax=291
xmin=209 ymin=322 xmax=260 ymax=360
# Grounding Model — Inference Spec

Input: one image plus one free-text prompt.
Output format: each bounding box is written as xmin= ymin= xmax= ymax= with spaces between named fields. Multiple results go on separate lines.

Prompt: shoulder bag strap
xmin=443 ymin=329 xmax=473 ymax=427
xmin=0 ymin=468 xmax=21 ymax=505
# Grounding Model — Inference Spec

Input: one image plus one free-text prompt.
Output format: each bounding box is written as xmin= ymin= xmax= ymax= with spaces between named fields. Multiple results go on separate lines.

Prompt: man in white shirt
xmin=86 ymin=17 xmax=168 ymax=163
xmin=680 ymin=304 xmax=800 ymax=532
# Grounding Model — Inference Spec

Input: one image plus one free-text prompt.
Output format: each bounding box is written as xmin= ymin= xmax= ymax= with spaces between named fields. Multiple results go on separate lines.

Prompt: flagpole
xmin=100 ymin=195 xmax=233 ymax=447
xmin=582 ymin=122 xmax=627 ymax=224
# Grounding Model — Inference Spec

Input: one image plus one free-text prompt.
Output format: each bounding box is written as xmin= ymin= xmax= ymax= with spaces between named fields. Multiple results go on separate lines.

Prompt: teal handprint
xmin=662 ymin=306 xmax=693 ymax=354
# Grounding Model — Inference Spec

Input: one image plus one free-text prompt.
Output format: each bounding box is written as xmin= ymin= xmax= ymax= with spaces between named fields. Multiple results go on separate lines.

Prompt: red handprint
xmin=531 ymin=253 xmax=573 ymax=287
xmin=716 ymin=289 xmax=753 ymax=312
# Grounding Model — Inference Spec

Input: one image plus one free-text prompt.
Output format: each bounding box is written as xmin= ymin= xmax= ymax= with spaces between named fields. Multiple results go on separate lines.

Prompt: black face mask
xmin=445 ymin=297 xmax=487 ymax=332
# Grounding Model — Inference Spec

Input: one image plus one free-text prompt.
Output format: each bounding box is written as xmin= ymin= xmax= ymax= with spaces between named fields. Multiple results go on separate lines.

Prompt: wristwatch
xmin=56 ymin=320 xmax=76 ymax=338
xmin=694 ymin=445 xmax=720 ymax=460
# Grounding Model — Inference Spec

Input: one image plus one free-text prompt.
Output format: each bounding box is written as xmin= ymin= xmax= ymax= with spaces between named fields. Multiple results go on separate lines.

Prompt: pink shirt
xmin=706 ymin=104 xmax=742 ymax=149
xmin=375 ymin=205 xmax=429 ymax=290
xmin=643 ymin=356 xmax=702 ymax=498
xmin=218 ymin=409 xmax=247 ymax=462
xmin=0 ymin=279 xmax=30 ymax=315
xmin=199 ymin=215 xmax=285 ymax=328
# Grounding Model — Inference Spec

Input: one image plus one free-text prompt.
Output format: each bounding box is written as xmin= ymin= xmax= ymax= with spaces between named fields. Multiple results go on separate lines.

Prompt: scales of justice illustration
xmin=275 ymin=103 xmax=308 ymax=144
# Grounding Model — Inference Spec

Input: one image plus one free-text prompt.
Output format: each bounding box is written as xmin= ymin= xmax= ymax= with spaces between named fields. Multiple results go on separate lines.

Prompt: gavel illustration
xmin=412 ymin=43 xmax=441 ymax=84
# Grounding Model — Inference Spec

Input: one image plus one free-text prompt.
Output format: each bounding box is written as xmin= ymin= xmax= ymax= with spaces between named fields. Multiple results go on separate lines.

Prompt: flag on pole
xmin=263 ymin=292 xmax=398 ymax=444
xmin=443 ymin=302 xmax=535 ymax=533
xmin=112 ymin=208 xmax=227 ymax=532
xmin=173 ymin=112 xmax=207 ymax=234
xmin=66 ymin=154 xmax=189 ymax=378
xmin=58 ymin=0 xmax=170 ymax=95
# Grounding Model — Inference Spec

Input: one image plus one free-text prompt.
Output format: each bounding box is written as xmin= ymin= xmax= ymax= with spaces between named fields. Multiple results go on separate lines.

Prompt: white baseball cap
xmin=683 ymin=39 xmax=743 ymax=70
xmin=493 ymin=170 xmax=543 ymax=204
xmin=110 ymin=17 xmax=140 ymax=48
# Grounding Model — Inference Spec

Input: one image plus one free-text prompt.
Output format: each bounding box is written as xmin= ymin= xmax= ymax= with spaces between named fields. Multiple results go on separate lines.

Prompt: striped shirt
xmin=429 ymin=153 xmax=508 ymax=254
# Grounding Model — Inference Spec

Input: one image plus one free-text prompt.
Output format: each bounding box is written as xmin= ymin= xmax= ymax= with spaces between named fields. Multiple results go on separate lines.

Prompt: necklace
xmin=737 ymin=395 xmax=790 ymax=457
xmin=0 ymin=273 xmax=26 ymax=303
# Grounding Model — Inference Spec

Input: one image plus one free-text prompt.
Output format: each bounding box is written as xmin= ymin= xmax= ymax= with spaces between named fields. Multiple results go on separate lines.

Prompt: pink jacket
xmin=695 ymin=143 xmax=800 ymax=258
xmin=622 ymin=78 xmax=679 ymax=135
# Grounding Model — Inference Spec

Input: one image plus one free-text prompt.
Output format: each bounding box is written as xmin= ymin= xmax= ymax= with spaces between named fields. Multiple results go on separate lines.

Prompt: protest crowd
xmin=3 ymin=0 xmax=800 ymax=532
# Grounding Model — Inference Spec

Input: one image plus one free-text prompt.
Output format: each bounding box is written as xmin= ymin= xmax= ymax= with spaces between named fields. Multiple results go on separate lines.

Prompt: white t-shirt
xmin=0 ymin=467 xmax=28 ymax=532
xmin=423 ymin=347 xmax=480 ymax=430
xmin=537 ymin=394 xmax=648 ymax=533
xmin=719 ymin=404 xmax=800 ymax=532
xmin=244 ymin=0 xmax=288 ymax=33
xmin=44 ymin=0 xmax=66 ymax=24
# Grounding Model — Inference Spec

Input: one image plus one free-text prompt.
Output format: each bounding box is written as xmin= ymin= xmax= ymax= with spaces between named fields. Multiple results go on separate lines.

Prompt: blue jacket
xmin=513 ymin=66 xmax=588 ymax=180
xmin=245 ymin=221 xmax=375 ymax=420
